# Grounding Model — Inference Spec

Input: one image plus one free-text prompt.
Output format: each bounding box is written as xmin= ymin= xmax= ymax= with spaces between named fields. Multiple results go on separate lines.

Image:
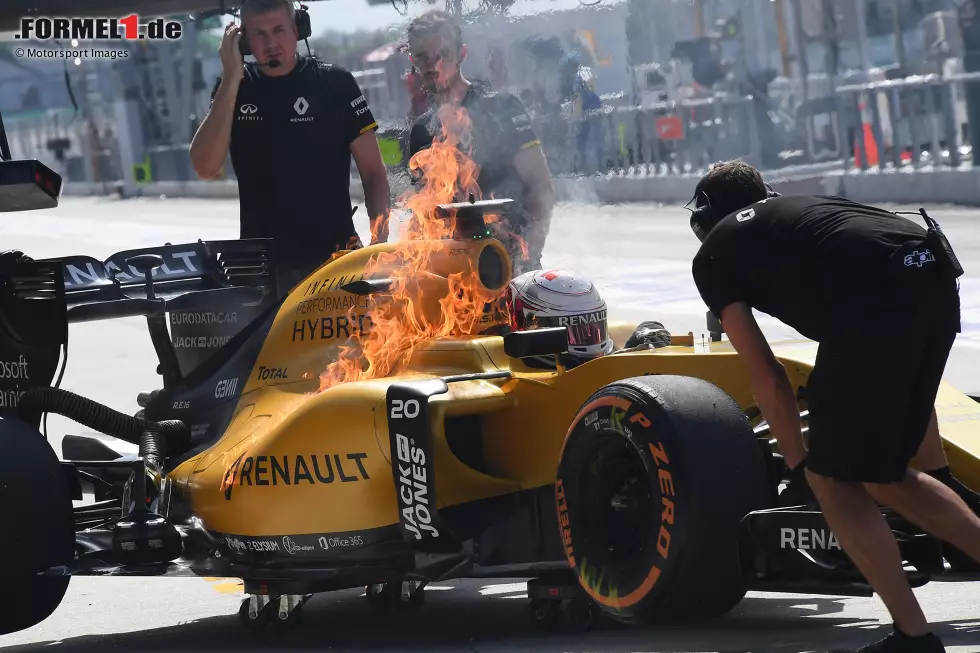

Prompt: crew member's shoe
xmin=778 ymin=461 xmax=817 ymax=508
xmin=828 ymin=628 xmax=945 ymax=652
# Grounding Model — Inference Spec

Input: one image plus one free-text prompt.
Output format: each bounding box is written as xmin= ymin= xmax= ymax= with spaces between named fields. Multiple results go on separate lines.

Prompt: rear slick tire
xmin=555 ymin=375 xmax=773 ymax=625
xmin=0 ymin=416 xmax=74 ymax=635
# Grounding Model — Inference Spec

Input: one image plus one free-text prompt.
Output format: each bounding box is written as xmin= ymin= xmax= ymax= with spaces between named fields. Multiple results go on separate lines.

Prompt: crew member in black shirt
xmin=689 ymin=160 xmax=980 ymax=653
xmin=405 ymin=10 xmax=555 ymax=276
xmin=189 ymin=0 xmax=390 ymax=295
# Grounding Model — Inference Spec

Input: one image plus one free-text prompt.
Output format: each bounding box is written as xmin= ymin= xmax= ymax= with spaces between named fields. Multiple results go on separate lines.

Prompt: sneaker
xmin=828 ymin=630 xmax=945 ymax=653
xmin=943 ymin=543 xmax=980 ymax=573
xmin=778 ymin=463 xmax=817 ymax=508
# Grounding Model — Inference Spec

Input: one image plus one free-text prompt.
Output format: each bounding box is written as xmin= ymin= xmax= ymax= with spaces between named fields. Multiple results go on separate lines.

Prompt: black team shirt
xmin=211 ymin=55 xmax=378 ymax=270
xmin=692 ymin=194 xmax=960 ymax=345
xmin=408 ymin=82 xmax=540 ymax=230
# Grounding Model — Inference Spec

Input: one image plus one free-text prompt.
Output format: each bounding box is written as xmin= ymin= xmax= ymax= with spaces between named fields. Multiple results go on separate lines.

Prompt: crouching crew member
xmin=688 ymin=159 xmax=980 ymax=653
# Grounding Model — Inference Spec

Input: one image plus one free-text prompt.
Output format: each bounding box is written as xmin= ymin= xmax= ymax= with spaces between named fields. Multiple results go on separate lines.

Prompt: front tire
xmin=0 ymin=416 xmax=74 ymax=635
xmin=555 ymin=375 xmax=773 ymax=624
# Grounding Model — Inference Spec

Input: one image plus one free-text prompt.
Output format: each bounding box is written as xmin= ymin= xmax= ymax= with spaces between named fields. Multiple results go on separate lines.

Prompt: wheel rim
xmin=577 ymin=433 xmax=654 ymax=570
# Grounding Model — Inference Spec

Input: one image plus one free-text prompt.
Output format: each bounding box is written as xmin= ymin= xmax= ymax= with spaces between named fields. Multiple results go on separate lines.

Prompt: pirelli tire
xmin=0 ymin=416 xmax=74 ymax=635
xmin=555 ymin=375 xmax=773 ymax=624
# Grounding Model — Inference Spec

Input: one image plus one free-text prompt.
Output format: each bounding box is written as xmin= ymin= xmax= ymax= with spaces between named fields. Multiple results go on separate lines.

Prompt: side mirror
xmin=0 ymin=159 xmax=62 ymax=212
xmin=503 ymin=327 xmax=568 ymax=359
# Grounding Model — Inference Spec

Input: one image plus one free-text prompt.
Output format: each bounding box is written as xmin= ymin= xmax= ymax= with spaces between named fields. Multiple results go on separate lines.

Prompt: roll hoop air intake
xmin=16 ymin=387 xmax=189 ymax=470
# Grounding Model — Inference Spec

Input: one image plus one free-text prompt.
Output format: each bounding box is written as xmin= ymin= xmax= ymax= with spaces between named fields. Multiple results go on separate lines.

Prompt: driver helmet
xmin=507 ymin=269 xmax=614 ymax=368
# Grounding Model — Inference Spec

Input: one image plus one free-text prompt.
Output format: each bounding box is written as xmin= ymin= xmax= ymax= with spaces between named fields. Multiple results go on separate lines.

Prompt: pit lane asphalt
xmin=1 ymin=196 xmax=979 ymax=652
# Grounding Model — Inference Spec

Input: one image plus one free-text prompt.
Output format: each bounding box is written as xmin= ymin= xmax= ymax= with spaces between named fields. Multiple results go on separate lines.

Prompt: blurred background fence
xmin=5 ymin=0 xmax=980 ymax=198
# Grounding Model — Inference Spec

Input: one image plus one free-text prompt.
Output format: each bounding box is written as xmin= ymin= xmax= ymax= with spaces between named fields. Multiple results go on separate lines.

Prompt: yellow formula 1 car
xmin=3 ymin=169 xmax=980 ymax=638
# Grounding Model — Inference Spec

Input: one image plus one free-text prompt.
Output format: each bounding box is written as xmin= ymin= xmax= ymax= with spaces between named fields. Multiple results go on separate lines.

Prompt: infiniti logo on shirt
xmin=238 ymin=103 xmax=262 ymax=121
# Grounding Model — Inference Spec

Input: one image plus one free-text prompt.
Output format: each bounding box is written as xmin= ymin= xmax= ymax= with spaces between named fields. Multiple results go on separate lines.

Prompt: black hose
xmin=16 ymin=387 xmax=188 ymax=455
xmin=139 ymin=422 xmax=165 ymax=471
xmin=18 ymin=387 xmax=145 ymax=443
xmin=155 ymin=420 xmax=190 ymax=452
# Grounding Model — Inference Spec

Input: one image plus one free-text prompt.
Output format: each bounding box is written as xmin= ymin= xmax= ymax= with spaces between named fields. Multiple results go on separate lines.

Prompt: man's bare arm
xmin=189 ymin=78 xmax=241 ymax=179
xmin=720 ymin=301 xmax=806 ymax=468
xmin=512 ymin=143 xmax=555 ymax=259
xmin=350 ymin=130 xmax=391 ymax=244
xmin=189 ymin=24 xmax=244 ymax=180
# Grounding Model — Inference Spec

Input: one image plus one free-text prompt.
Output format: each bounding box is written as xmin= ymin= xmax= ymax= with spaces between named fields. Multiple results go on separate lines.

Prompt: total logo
xmin=238 ymin=103 xmax=261 ymax=121
xmin=291 ymin=96 xmax=313 ymax=123
xmin=256 ymin=365 xmax=288 ymax=382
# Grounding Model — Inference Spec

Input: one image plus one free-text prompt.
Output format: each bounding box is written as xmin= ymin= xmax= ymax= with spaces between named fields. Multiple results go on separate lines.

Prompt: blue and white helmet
xmin=507 ymin=269 xmax=614 ymax=366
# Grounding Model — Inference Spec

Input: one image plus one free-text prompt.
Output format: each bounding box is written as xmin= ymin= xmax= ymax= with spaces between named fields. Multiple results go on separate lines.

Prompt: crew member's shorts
xmin=272 ymin=237 xmax=363 ymax=298
xmin=805 ymin=280 xmax=961 ymax=484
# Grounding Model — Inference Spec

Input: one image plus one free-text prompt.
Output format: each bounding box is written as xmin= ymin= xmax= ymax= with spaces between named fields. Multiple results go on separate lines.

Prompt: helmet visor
xmin=536 ymin=311 xmax=607 ymax=347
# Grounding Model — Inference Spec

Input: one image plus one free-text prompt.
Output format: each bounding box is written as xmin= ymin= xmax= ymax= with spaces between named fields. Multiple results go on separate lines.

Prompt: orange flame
xmin=317 ymin=103 xmax=514 ymax=390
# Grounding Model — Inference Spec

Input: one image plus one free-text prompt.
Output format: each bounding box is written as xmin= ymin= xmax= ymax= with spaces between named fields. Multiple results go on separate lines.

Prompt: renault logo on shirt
xmin=238 ymin=103 xmax=261 ymax=121
xmin=291 ymin=96 xmax=314 ymax=122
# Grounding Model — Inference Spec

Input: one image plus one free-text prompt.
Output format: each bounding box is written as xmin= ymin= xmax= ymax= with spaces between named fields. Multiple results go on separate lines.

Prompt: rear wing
xmin=47 ymin=238 xmax=277 ymax=319
xmin=0 ymin=239 xmax=279 ymax=389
